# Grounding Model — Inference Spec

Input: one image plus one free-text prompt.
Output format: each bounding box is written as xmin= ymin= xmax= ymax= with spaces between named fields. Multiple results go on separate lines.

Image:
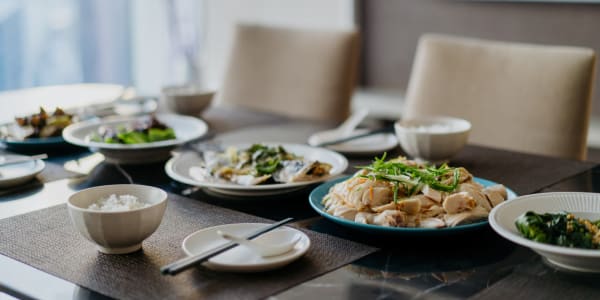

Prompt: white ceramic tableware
xmin=394 ymin=116 xmax=471 ymax=163
xmin=308 ymin=128 xmax=397 ymax=155
xmin=162 ymin=85 xmax=215 ymax=116
xmin=217 ymin=230 xmax=301 ymax=257
xmin=489 ymin=192 xmax=600 ymax=273
xmin=182 ymin=223 xmax=310 ymax=272
xmin=0 ymin=155 xmax=45 ymax=188
xmin=67 ymin=184 xmax=167 ymax=254
xmin=62 ymin=114 xmax=208 ymax=164
xmin=165 ymin=142 xmax=348 ymax=197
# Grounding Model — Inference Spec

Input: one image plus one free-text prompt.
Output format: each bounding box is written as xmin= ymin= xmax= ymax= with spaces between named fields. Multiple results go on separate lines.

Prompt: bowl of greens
xmin=63 ymin=114 xmax=208 ymax=164
xmin=489 ymin=192 xmax=600 ymax=273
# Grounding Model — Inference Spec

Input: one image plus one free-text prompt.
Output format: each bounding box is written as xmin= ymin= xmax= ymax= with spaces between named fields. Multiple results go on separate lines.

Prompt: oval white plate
xmin=182 ymin=223 xmax=310 ymax=272
xmin=0 ymin=155 xmax=45 ymax=188
xmin=165 ymin=142 xmax=348 ymax=196
xmin=63 ymin=114 xmax=208 ymax=164
xmin=489 ymin=192 xmax=600 ymax=273
xmin=308 ymin=129 xmax=397 ymax=155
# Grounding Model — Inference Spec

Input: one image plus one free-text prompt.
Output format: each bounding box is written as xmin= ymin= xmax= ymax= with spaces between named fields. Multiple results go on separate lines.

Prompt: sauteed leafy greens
xmin=516 ymin=211 xmax=600 ymax=249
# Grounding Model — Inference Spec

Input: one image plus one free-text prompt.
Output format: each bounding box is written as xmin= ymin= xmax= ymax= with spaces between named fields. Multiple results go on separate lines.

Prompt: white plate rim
xmin=181 ymin=223 xmax=310 ymax=271
xmin=489 ymin=192 xmax=600 ymax=258
xmin=0 ymin=159 xmax=45 ymax=187
xmin=165 ymin=142 xmax=349 ymax=193
xmin=62 ymin=113 xmax=208 ymax=150
xmin=307 ymin=129 xmax=398 ymax=154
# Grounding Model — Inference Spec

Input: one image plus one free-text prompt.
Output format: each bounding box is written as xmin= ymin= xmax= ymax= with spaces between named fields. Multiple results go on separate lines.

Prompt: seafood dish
xmin=516 ymin=211 xmax=600 ymax=249
xmin=321 ymin=155 xmax=508 ymax=228
xmin=2 ymin=107 xmax=74 ymax=140
xmin=89 ymin=115 xmax=176 ymax=144
xmin=189 ymin=144 xmax=332 ymax=186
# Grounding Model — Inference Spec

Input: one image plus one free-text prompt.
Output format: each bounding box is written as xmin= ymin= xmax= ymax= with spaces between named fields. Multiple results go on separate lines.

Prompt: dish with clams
xmin=189 ymin=144 xmax=333 ymax=186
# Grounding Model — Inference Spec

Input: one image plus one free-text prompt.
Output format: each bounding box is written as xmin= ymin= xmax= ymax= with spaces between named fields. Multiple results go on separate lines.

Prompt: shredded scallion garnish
xmin=358 ymin=153 xmax=460 ymax=194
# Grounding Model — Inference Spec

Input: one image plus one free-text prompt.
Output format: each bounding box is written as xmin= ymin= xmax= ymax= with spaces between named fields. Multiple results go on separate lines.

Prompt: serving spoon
xmin=217 ymin=229 xmax=301 ymax=257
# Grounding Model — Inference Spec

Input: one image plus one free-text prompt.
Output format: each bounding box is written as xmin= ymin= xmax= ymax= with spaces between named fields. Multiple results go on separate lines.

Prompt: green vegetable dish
xmin=91 ymin=116 xmax=176 ymax=144
xmin=516 ymin=211 xmax=600 ymax=249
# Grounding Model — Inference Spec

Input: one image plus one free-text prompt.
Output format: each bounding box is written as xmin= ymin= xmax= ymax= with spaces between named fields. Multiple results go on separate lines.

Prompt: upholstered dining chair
xmin=214 ymin=24 xmax=360 ymax=123
xmin=404 ymin=33 xmax=596 ymax=160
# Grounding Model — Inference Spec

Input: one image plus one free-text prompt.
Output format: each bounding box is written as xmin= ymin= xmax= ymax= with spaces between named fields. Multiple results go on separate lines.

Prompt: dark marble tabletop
xmin=1 ymin=106 xmax=600 ymax=300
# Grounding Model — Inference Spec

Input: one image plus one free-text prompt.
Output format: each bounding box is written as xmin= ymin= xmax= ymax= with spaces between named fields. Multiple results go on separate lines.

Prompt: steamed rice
xmin=88 ymin=194 xmax=150 ymax=211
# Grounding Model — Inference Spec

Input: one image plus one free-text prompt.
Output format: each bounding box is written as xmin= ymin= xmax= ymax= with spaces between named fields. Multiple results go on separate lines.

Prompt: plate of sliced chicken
xmin=309 ymin=155 xmax=516 ymax=235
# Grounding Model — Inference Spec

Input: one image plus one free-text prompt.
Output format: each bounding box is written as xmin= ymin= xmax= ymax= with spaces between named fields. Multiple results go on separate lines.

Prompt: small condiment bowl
xmin=394 ymin=116 xmax=471 ymax=164
xmin=161 ymin=85 xmax=215 ymax=116
xmin=67 ymin=184 xmax=167 ymax=254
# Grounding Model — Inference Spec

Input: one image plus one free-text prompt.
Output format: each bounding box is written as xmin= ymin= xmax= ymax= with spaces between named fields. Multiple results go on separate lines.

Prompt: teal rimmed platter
xmin=309 ymin=176 xmax=517 ymax=236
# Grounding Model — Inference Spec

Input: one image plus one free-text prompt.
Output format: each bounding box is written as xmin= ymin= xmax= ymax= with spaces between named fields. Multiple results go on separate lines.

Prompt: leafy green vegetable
xmin=246 ymin=144 xmax=297 ymax=175
xmin=515 ymin=211 xmax=600 ymax=249
xmin=91 ymin=117 xmax=176 ymax=144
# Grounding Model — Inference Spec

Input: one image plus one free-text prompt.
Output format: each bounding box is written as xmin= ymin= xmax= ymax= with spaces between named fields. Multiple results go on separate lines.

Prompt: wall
xmin=361 ymin=0 xmax=600 ymax=113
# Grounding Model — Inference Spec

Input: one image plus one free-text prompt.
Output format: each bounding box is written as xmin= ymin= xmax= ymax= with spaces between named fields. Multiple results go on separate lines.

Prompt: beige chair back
xmin=404 ymin=34 xmax=596 ymax=160
xmin=215 ymin=24 xmax=359 ymax=123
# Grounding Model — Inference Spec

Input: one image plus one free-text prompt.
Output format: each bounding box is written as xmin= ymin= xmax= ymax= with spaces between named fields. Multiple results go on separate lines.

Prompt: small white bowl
xmin=67 ymin=184 xmax=167 ymax=254
xmin=394 ymin=116 xmax=471 ymax=163
xmin=162 ymin=85 xmax=215 ymax=116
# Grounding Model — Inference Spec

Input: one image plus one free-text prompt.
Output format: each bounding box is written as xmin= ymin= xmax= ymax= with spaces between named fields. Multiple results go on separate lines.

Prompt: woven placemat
xmin=0 ymin=193 xmax=376 ymax=300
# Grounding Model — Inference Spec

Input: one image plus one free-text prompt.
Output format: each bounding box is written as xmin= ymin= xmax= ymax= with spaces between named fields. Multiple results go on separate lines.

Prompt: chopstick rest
xmin=160 ymin=217 xmax=294 ymax=276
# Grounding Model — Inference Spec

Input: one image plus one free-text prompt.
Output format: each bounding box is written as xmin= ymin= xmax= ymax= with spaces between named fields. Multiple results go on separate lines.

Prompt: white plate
xmin=489 ymin=192 xmax=600 ymax=273
xmin=307 ymin=129 xmax=397 ymax=155
xmin=182 ymin=223 xmax=310 ymax=272
xmin=165 ymin=143 xmax=348 ymax=196
xmin=62 ymin=114 xmax=208 ymax=164
xmin=0 ymin=155 xmax=45 ymax=188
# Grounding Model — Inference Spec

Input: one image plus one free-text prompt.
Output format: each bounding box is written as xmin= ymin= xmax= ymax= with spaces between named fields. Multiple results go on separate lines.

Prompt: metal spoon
xmin=216 ymin=229 xmax=301 ymax=257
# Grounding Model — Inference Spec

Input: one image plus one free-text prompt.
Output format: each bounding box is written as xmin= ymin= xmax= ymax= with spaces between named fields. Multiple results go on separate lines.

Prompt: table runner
xmin=0 ymin=193 xmax=376 ymax=300
xmin=452 ymin=145 xmax=597 ymax=195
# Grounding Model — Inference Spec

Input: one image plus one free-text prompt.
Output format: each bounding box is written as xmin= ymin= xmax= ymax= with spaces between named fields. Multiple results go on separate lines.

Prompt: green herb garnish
xmin=358 ymin=153 xmax=460 ymax=196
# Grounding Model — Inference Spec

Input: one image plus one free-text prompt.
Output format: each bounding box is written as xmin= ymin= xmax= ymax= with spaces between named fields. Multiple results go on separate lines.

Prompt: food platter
xmin=489 ymin=192 xmax=600 ymax=273
xmin=62 ymin=114 xmax=208 ymax=164
xmin=309 ymin=176 xmax=517 ymax=236
xmin=165 ymin=143 xmax=348 ymax=196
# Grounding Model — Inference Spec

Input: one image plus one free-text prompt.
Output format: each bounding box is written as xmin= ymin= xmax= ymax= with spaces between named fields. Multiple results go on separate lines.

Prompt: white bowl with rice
xmin=394 ymin=116 xmax=471 ymax=164
xmin=67 ymin=184 xmax=167 ymax=254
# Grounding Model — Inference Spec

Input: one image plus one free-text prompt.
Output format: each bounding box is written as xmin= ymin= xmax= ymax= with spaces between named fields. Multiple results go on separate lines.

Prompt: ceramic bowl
xmin=67 ymin=184 xmax=167 ymax=254
xmin=489 ymin=192 xmax=600 ymax=273
xmin=394 ymin=116 xmax=471 ymax=164
xmin=162 ymin=85 xmax=215 ymax=116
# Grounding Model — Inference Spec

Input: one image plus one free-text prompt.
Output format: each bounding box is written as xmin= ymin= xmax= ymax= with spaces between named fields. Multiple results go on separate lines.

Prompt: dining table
xmin=1 ymin=105 xmax=600 ymax=300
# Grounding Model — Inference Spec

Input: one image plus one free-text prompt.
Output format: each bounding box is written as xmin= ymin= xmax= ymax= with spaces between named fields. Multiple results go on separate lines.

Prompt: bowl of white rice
xmin=67 ymin=184 xmax=167 ymax=254
xmin=394 ymin=116 xmax=471 ymax=164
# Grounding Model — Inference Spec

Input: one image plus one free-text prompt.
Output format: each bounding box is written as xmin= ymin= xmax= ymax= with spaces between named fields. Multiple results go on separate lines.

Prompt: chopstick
xmin=0 ymin=154 xmax=47 ymax=167
xmin=160 ymin=217 xmax=294 ymax=276
xmin=315 ymin=126 xmax=394 ymax=147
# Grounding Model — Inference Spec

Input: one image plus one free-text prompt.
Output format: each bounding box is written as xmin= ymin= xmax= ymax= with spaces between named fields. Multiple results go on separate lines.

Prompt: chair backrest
xmin=215 ymin=24 xmax=359 ymax=123
xmin=404 ymin=34 xmax=596 ymax=160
